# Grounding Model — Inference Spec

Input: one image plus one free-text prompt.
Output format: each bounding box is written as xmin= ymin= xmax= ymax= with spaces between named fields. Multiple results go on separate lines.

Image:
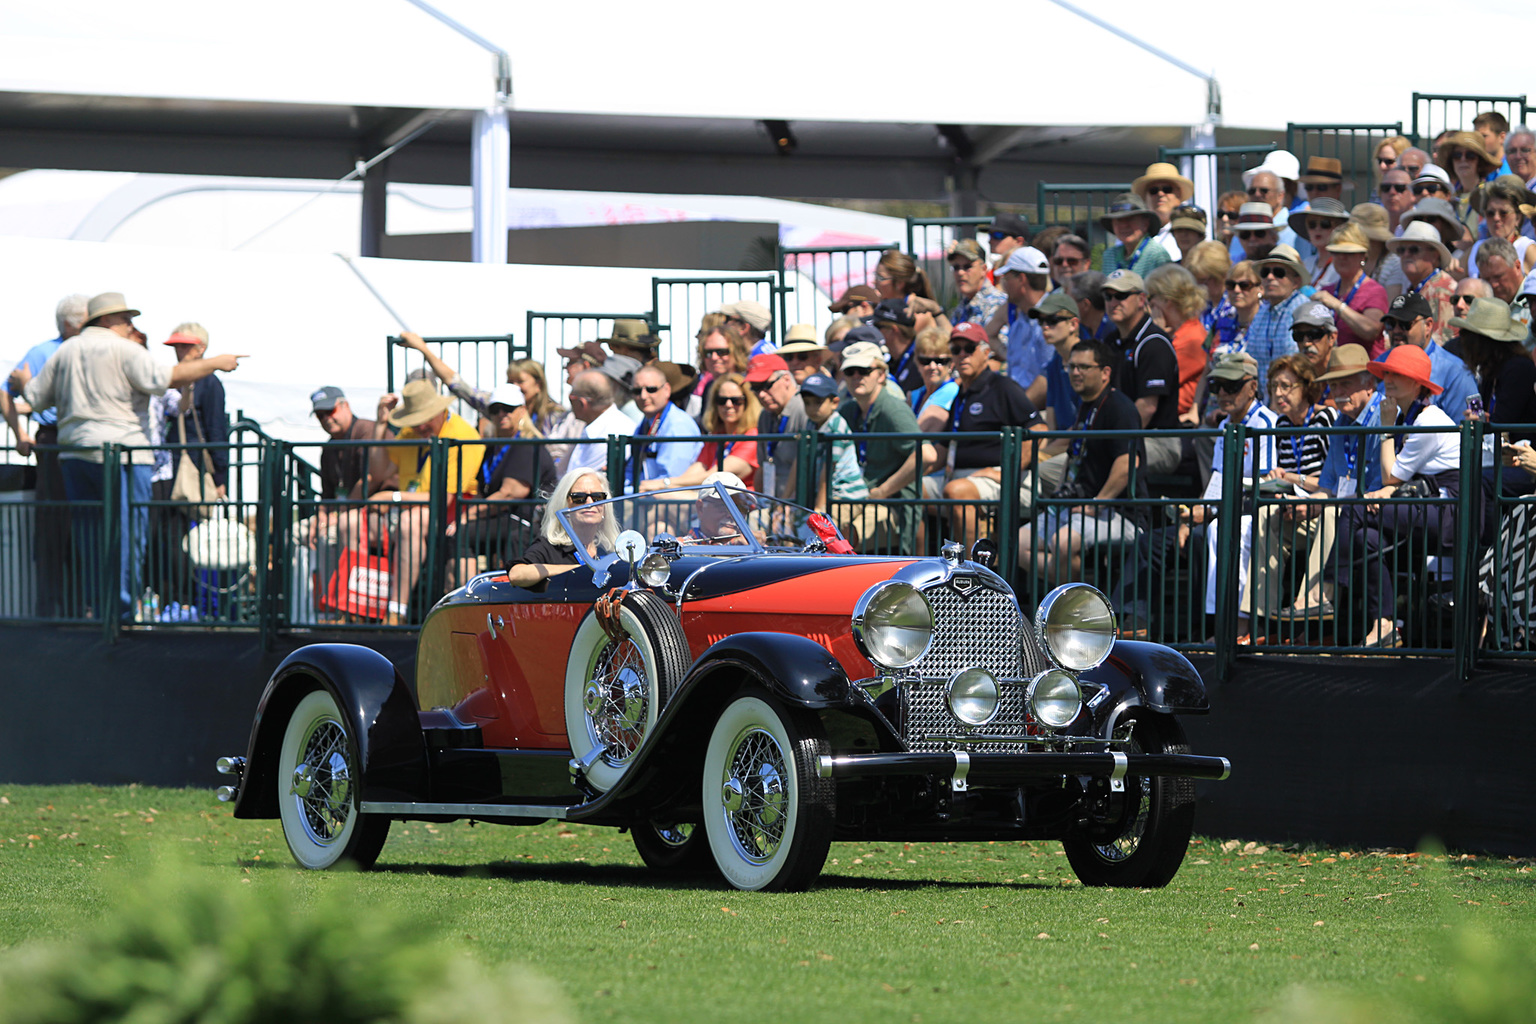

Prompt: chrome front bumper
xmin=815 ymin=751 xmax=1231 ymax=792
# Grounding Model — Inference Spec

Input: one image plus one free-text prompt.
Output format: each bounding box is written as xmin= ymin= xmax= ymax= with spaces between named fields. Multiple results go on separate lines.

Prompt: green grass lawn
xmin=2 ymin=784 xmax=1532 ymax=1024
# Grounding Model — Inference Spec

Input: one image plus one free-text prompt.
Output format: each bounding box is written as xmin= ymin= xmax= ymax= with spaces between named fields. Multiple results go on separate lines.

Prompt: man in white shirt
xmin=23 ymin=292 xmax=241 ymax=620
xmin=562 ymin=371 xmax=637 ymax=476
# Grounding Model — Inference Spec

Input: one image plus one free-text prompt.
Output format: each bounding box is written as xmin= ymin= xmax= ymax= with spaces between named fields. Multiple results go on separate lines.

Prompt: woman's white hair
xmin=56 ymin=294 xmax=89 ymax=336
xmin=541 ymin=467 xmax=618 ymax=550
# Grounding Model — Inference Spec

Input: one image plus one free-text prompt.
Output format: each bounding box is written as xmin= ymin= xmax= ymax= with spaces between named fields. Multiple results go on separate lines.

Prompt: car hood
xmin=675 ymin=554 xmax=918 ymax=608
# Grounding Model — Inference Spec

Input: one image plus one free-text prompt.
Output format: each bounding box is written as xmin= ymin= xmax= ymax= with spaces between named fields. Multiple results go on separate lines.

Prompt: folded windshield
xmin=555 ymin=483 xmax=849 ymax=573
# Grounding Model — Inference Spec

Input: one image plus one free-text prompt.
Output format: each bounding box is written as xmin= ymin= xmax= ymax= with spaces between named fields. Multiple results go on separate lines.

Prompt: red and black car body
xmin=219 ymin=486 xmax=1229 ymax=891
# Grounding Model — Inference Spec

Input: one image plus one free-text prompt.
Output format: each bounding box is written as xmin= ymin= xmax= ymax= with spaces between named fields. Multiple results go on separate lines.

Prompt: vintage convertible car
xmin=216 ymin=483 xmax=1230 ymax=891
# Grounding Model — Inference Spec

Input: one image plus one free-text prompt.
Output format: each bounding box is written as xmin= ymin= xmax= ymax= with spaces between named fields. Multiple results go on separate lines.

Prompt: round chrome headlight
xmin=946 ymin=668 xmax=1000 ymax=726
xmin=1026 ymin=669 xmax=1083 ymax=730
xmin=852 ymin=581 xmax=934 ymax=669
xmin=1035 ymin=583 xmax=1117 ymax=671
xmin=637 ymin=553 xmax=672 ymax=587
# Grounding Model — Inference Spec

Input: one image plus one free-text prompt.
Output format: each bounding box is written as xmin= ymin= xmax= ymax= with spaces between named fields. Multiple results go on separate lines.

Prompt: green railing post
xmin=606 ymin=436 xmax=627 ymax=496
xmin=258 ymin=439 xmax=282 ymax=648
xmin=794 ymin=431 xmax=816 ymax=509
xmin=1454 ymin=419 xmax=1483 ymax=679
xmin=997 ymin=428 xmax=1022 ymax=589
xmin=1214 ymin=422 xmax=1244 ymax=680
xmin=101 ymin=445 xmax=120 ymax=641
xmin=423 ymin=438 xmax=448 ymax=616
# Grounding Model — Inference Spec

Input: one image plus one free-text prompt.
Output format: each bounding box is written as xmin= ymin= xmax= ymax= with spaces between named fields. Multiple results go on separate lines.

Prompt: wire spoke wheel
xmin=702 ymin=691 xmax=833 ymax=892
xmin=277 ymin=689 xmax=389 ymax=870
xmin=584 ymin=638 xmax=649 ymax=766
xmin=1062 ymin=715 xmax=1195 ymax=888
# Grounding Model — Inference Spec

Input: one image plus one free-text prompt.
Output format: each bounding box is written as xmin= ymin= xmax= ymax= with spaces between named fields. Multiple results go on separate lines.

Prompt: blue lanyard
xmin=764 ymin=414 xmax=788 ymax=458
xmin=890 ymin=343 xmax=915 ymax=384
xmin=1067 ymin=391 xmax=1107 ymax=461
xmin=1124 ymin=237 xmax=1149 ymax=267
xmin=852 ymin=406 xmax=872 ymax=464
xmin=1333 ymin=274 xmax=1364 ymax=308
xmin=1342 ymin=393 xmax=1383 ymax=483
xmin=1407 ymin=268 xmax=1440 ymax=297
xmin=1287 ymin=406 xmax=1313 ymax=470
xmin=480 ymin=442 xmax=512 ymax=487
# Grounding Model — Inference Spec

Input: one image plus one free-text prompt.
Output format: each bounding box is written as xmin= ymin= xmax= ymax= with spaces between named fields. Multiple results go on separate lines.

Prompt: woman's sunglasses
xmin=1225 ymin=279 xmax=1259 ymax=291
xmin=702 ymin=347 xmax=731 ymax=358
xmin=568 ymin=491 xmax=608 ymax=505
xmin=715 ymin=394 xmax=747 ymax=406
xmin=917 ymin=355 xmax=952 ymax=367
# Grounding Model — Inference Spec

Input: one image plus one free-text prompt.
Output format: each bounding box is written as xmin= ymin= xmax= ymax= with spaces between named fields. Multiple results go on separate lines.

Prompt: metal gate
xmin=777 ymin=243 xmax=895 ymax=340
xmin=1411 ymin=92 xmax=1530 ymax=148
xmin=1157 ymin=143 xmax=1276 ymax=216
xmin=1034 ymin=183 xmax=1132 ymax=267
xmin=650 ymin=276 xmax=779 ymax=366
xmin=523 ymin=313 xmax=651 ymax=402
xmin=385 ymin=334 xmax=524 ymax=417
xmin=1286 ymin=122 xmax=1406 ymax=198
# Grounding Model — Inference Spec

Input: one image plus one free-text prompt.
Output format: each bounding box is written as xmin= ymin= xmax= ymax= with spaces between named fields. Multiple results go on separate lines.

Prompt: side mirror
xmin=969 ymin=537 xmax=998 ymax=569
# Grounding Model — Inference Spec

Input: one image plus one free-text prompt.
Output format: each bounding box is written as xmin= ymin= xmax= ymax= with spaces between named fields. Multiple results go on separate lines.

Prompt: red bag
xmin=319 ymin=515 xmax=392 ymax=620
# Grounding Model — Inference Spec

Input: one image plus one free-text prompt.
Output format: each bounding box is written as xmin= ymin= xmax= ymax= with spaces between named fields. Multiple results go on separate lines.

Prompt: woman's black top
xmin=479 ymin=440 xmax=558 ymax=499
xmin=509 ymin=537 xmax=578 ymax=569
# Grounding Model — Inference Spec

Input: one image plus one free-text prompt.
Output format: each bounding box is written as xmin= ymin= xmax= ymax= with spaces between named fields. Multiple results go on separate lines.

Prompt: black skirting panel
xmin=1 ymin=627 xmax=1530 ymax=856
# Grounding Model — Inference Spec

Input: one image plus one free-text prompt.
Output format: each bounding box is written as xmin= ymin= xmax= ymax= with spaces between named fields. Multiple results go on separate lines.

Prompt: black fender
xmin=568 ymin=632 xmax=880 ymax=822
xmin=231 ymin=644 xmax=428 ymax=819
xmin=1079 ymin=640 xmax=1209 ymax=737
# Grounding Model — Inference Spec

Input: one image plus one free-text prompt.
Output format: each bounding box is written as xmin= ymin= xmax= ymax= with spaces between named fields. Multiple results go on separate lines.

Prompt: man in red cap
xmin=746 ymin=352 xmax=809 ymax=499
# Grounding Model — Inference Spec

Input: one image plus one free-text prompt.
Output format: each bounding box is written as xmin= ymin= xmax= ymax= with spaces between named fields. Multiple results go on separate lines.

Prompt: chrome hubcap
xmin=720 ymin=727 xmax=789 ymax=864
xmin=584 ymin=638 xmax=651 ymax=766
xmin=289 ymin=719 xmax=352 ymax=845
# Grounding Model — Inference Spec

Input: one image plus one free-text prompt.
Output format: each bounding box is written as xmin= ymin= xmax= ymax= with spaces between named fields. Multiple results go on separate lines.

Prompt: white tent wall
xmin=0 ymin=236 xmax=828 ymax=443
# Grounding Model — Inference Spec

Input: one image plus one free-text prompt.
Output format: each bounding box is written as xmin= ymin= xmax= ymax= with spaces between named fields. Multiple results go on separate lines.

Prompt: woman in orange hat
xmin=1336 ymin=344 xmax=1459 ymax=647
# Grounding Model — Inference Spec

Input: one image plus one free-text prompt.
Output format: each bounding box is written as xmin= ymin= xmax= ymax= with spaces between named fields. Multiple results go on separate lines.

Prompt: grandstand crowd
xmin=6 ymin=115 xmax=1536 ymax=649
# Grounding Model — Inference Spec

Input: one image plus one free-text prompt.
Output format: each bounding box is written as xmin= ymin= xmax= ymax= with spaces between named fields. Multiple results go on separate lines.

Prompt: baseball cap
xmin=1291 ymin=302 xmax=1337 ymax=330
xmin=947 ymin=238 xmax=986 ymax=264
xmin=871 ymin=298 xmax=916 ymax=328
xmin=745 ymin=353 xmax=791 ymax=383
xmin=1001 ymin=246 xmax=1049 ymax=275
xmin=555 ymin=340 xmax=607 ymax=365
xmin=487 ymin=383 xmax=525 ymax=410
xmin=950 ymin=323 xmax=989 ymax=348
xmin=717 ymin=300 xmax=773 ymax=333
xmin=164 ymin=331 xmax=203 ymax=348
xmin=986 ymin=213 xmax=1030 ymax=238
xmin=1208 ymin=351 xmax=1258 ymax=381
xmin=1028 ymin=292 xmax=1080 ymax=320
xmin=799 ymin=373 xmax=840 ymax=399
xmin=838 ymin=341 xmax=886 ymax=371
xmin=828 ymin=285 xmax=880 ymax=313
xmin=597 ymin=354 xmax=642 ymax=389
xmin=1101 ymin=269 xmax=1145 ymax=294
xmin=1383 ymin=292 xmax=1432 ymax=324
xmin=310 ymin=386 xmax=345 ymax=413
xmin=831 ymin=325 xmax=884 ymax=355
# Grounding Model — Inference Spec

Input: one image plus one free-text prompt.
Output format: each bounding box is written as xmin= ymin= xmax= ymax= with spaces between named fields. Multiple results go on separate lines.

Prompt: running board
xmin=360 ymin=801 xmax=571 ymax=820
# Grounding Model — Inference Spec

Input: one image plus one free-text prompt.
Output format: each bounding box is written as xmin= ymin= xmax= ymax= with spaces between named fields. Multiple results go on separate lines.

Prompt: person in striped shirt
xmin=1247 ymin=354 xmax=1338 ymax=622
xmin=1172 ymin=352 xmax=1279 ymax=642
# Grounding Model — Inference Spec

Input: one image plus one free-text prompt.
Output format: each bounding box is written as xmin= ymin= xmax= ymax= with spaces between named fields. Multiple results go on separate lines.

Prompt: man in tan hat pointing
xmin=22 ymin=291 xmax=244 ymax=621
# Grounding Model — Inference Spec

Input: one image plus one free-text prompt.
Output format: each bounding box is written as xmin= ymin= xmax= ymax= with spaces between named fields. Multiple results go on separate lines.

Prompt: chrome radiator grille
xmin=901 ymin=577 xmax=1049 ymax=753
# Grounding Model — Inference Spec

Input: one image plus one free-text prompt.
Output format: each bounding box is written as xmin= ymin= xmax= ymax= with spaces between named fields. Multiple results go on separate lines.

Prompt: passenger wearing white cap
xmin=984 ymin=246 xmax=1053 ymax=400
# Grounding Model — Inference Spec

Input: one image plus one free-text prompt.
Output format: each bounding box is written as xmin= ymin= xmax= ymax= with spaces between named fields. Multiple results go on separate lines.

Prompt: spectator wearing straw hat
xmin=1387 ymin=221 xmax=1457 ymax=341
xmin=1284 ymin=343 xmax=1385 ymax=621
xmin=1100 ymin=193 xmax=1171 ymax=277
xmin=1295 ymin=198 xmax=1352 ymax=290
xmin=22 ymin=292 xmax=243 ymax=621
xmin=603 ymin=319 xmax=661 ymax=364
xmin=1169 ymin=206 xmax=1209 ymax=264
xmin=1299 ymin=156 xmax=1355 ymax=207
xmin=1436 ymin=132 xmax=1501 ymax=228
xmin=1454 ymin=298 xmax=1536 ymax=485
xmin=1100 ymin=269 xmax=1183 ymax=476
xmin=986 ymin=246 xmax=1052 ymax=400
xmin=1230 ymin=203 xmax=1284 ymax=262
xmin=1247 ymin=244 xmax=1310 ymax=397
xmin=1382 ymin=293 xmax=1479 ymax=421
xmin=1132 ymin=161 xmax=1196 ymax=261
xmin=1314 ymin=223 xmax=1389 ymax=356
xmin=717 ymin=299 xmax=776 ymax=358
xmin=777 ymin=324 xmax=832 ymax=383
xmin=946 ymin=238 xmax=1007 ymax=330
xmin=1349 ymin=202 xmax=1404 ymax=300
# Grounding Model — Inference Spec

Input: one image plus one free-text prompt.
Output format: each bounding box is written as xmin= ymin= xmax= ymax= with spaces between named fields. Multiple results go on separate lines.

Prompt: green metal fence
xmin=3 ymin=421 xmax=1531 ymax=679
xmin=777 ymin=243 xmax=895 ymax=341
xmin=650 ymin=276 xmax=779 ymax=365
xmin=523 ymin=312 xmax=653 ymax=402
xmin=1157 ymin=144 xmax=1276 ymax=211
xmin=1411 ymin=93 xmax=1530 ymax=149
xmin=1034 ymin=183 xmax=1132 ymax=265
xmin=1286 ymin=123 xmax=1406 ymax=200
xmin=385 ymin=335 xmax=524 ymax=418
xmin=905 ymin=216 xmax=993 ymax=259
